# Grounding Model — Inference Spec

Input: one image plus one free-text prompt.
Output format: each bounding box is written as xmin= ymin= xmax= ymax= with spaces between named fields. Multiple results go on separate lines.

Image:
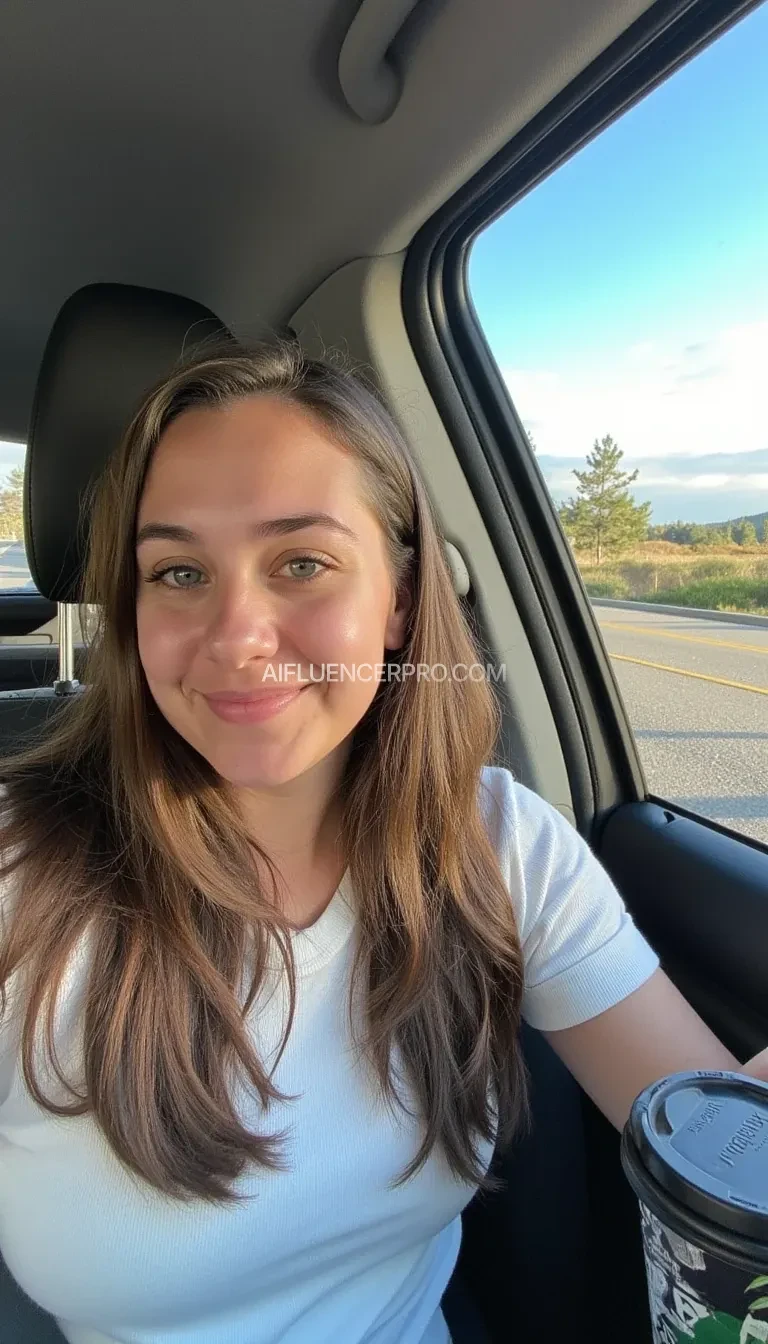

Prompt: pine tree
xmin=739 ymin=520 xmax=758 ymax=547
xmin=558 ymin=435 xmax=651 ymax=566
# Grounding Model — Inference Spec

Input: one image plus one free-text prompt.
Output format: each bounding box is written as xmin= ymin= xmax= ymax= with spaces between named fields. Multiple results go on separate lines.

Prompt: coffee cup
xmin=621 ymin=1070 xmax=768 ymax=1343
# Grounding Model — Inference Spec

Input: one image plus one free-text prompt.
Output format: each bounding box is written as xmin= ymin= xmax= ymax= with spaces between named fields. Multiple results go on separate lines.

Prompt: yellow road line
xmin=610 ymin=653 xmax=768 ymax=696
xmin=601 ymin=620 xmax=768 ymax=656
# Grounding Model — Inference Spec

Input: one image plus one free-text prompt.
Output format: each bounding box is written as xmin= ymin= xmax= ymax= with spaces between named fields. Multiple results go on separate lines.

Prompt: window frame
xmin=402 ymin=0 xmax=764 ymax=841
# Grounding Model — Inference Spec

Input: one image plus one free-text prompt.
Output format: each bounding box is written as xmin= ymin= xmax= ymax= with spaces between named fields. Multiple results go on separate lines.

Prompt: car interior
xmin=1 ymin=0 xmax=766 ymax=1339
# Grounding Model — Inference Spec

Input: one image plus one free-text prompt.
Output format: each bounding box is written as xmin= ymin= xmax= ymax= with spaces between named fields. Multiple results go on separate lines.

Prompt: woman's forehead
xmin=137 ymin=400 xmax=383 ymax=540
xmin=143 ymin=400 xmax=358 ymax=500
xmin=152 ymin=396 xmax=348 ymax=468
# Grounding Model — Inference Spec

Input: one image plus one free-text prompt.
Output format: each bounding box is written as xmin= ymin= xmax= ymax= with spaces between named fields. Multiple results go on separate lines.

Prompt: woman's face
xmin=135 ymin=395 xmax=411 ymax=790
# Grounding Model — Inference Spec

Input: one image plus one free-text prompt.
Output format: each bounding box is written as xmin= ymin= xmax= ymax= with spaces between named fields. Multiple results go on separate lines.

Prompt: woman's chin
xmin=207 ymin=744 xmax=319 ymax=792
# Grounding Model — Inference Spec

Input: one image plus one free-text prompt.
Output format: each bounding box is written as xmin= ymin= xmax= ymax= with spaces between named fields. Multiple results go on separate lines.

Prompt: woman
xmin=0 ymin=342 xmax=763 ymax=1344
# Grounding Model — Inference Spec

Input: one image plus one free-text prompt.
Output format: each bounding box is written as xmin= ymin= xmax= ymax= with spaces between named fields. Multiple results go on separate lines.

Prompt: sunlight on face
xmin=135 ymin=396 xmax=410 ymax=790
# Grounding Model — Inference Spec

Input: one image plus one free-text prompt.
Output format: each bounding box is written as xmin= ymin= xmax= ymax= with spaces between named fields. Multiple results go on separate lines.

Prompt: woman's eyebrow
xmin=135 ymin=513 xmax=359 ymax=546
xmin=136 ymin=523 xmax=197 ymax=546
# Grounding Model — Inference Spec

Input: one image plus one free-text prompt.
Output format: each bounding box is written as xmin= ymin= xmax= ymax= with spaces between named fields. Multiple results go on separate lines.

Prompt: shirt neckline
xmin=267 ymin=869 xmax=356 ymax=977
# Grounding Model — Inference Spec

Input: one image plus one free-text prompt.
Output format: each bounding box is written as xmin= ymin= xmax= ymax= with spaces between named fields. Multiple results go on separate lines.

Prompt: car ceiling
xmin=0 ymin=0 xmax=654 ymax=442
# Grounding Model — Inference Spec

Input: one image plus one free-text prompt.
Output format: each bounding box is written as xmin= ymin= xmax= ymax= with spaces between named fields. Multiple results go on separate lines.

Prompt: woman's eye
xmin=282 ymin=556 xmax=328 ymax=581
xmin=151 ymin=566 xmax=206 ymax=589
xmin=143 ymin=555 xmax=329 ymax=588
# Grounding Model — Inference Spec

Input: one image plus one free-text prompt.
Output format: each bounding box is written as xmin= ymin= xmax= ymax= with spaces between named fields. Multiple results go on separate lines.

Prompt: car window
xmin=468 ymin=2 xmax=768 ymax=845
xmin=0 ymin=441 xmax=33 ymax=593
xmin=0 ymin=439 xmax=60 ymax=646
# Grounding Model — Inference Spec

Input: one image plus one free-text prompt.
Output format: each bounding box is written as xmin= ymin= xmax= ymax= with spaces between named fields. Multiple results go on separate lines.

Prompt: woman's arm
xmin=488 ymin=773 xmax=768 ymax=1124
xmin=743 ymin=1043 xmax=768 ymax=1082
xmin=542 ymin=965 xmax=754 ymax=1130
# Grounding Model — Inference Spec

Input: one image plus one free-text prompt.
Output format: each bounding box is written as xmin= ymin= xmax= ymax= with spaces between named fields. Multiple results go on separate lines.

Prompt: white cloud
xmin=504 ymin=319 xmax=768 ymax=465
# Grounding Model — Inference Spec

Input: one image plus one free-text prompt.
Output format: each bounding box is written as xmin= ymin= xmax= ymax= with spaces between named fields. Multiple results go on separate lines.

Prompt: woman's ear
xmin=384 ymin=575 xmax=413 ymax=653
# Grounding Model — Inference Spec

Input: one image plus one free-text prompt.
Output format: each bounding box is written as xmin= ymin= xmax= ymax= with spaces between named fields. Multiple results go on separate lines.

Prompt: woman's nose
xmin=204 ymin=583 xmax=280 ymax=666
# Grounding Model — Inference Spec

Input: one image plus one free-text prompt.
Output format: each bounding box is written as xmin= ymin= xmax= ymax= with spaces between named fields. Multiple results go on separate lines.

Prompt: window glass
xmin=0 ymin=440 xmax=34 ymax=593
xmin=469 ymin=2 xmax=768 ymax=844
xmin=0 ymin=440 xmax=60 ymax=646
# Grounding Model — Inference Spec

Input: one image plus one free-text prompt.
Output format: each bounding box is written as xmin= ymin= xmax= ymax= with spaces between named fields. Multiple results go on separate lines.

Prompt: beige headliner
xmin=0 ymin=0 xmax=653 ymax=441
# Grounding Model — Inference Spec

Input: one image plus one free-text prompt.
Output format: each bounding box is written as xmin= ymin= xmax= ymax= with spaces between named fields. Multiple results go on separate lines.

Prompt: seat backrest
xmin=452 ymin=1023 xmax=590 ymax=1338
xmin=0 ymin=1256 xmax=66 ymax=1343
xmin=0 ymin=686 xmax=82 ymax=756
xmin=25 ymin=283 xmax=232 ymax=605
xmin=0 ymin=283 xmax=233 ymax=759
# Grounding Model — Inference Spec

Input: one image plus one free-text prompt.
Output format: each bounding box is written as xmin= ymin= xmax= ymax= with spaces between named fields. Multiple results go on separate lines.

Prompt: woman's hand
xmin=542 ymin=967 xmax=742 ymax=1130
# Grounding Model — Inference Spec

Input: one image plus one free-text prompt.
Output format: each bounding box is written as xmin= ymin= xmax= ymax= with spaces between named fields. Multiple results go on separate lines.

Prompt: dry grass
xmin=575 ymin=542 xmax=768 ymax=614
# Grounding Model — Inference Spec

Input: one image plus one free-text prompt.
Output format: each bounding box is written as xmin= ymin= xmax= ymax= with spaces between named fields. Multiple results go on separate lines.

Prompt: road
xmin=595 ymin=606 xmax=768 ymax=846
xmin=0 ymin=541 xmax=36 ymax=591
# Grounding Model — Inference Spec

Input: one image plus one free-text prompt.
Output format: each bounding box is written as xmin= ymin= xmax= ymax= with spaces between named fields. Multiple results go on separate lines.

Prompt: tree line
xmin=647 ymin=517 xmax=768 ymax=547
xmin=556 ymin=435 xmax=768 ymax=566
xmin=0 ymin=467 xmax=23 ymax=541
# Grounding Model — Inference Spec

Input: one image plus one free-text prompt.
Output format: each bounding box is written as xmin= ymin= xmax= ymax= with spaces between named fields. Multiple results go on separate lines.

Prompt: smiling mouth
xmin=201 ymin=684 xmax=313 ymax=725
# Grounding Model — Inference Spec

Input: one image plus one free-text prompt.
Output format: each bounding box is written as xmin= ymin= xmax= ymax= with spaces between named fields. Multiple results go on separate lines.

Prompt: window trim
xmin=402 ymin=0 xmax=763 ymax=836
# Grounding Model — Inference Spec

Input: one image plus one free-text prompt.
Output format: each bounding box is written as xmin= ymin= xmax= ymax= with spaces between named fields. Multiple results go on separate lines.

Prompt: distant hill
xmin=649 ymin=509 xmax=768 ymax=544
xmin=708 ymin=510 xmax=768 ymax=532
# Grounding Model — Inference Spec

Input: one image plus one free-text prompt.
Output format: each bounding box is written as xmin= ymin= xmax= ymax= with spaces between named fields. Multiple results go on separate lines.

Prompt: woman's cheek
xmin=136 ymin=603 xmax=194 ymax=684
xmin=297 ymin=589 xmax=388 ymax=665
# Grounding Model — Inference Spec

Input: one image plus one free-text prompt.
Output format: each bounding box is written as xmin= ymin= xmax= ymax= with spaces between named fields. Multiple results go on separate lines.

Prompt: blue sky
xmin=469 ymin=1 xmax=768 ymax=525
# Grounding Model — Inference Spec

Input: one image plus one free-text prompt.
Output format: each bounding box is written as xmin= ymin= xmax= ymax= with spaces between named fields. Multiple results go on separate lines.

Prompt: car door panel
xmin=599 ymin=802 xmax=768 ymax=1057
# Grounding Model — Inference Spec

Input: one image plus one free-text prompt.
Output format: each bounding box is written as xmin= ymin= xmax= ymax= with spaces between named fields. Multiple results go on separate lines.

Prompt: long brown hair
xmin=0 ymin=341 xmax=528 ymax=1203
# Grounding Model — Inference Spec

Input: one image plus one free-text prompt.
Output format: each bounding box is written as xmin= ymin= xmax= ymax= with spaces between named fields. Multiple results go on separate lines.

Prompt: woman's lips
xmin=201 ymin=685 xmax=311 ymax=725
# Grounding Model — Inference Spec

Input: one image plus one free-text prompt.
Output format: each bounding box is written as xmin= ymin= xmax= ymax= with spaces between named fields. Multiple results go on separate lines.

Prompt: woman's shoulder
xmin=477 ymin=764 xmax=607 ymax=936
xmin=478 ymin=764 xmax=576 ymax=861
xmin=478 ymin=764 xmax=659 ymax=1031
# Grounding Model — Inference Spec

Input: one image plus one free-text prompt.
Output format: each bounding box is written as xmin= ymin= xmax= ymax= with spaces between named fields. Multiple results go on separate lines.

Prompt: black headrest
xmin=25 ymin=283 xmax=232 ymax=602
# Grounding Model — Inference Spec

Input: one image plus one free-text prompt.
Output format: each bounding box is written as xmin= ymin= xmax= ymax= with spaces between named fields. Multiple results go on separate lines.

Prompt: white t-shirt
xmin=0 ymin=766 xmax=659 ymax=1344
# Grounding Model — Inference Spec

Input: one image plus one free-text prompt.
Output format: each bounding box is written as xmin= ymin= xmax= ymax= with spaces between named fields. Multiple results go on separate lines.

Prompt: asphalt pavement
xmin=0 ymin=541 xmax=36 ymax=591
xmin=595 ymin=606 xmax=768 ymax=846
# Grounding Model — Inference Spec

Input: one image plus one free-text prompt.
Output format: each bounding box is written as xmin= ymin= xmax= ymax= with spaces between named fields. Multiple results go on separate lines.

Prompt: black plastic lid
xmin=627 ymin=1070 xmax=768 ymax=1241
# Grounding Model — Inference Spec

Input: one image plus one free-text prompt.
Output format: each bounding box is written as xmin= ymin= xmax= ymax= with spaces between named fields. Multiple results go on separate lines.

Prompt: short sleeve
xmin=479 ymin=766 xmax=660 ymax=1031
